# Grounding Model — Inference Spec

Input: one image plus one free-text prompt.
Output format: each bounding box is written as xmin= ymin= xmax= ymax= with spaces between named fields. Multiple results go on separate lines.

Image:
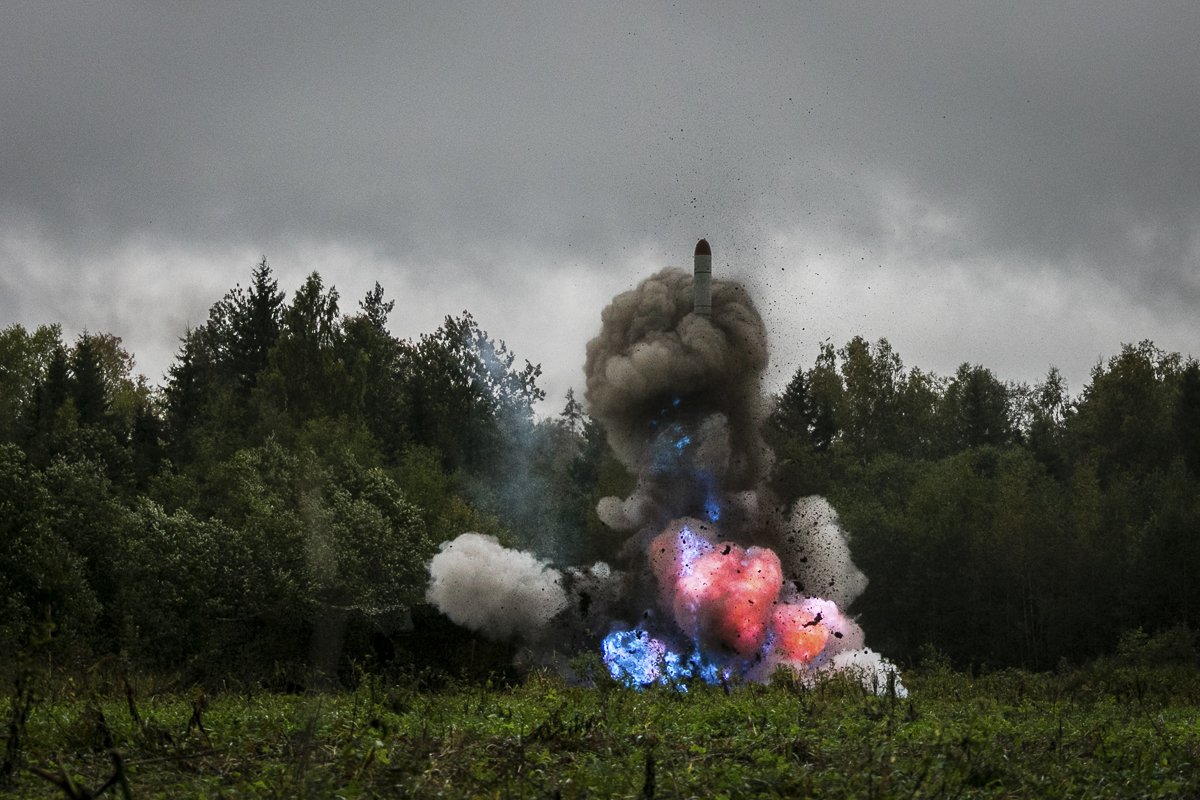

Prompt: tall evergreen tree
xmin=1176 ymin=360 xmax=1200 ymax=474
xmin=940 ymin=363 xmax=1015 ymax=451
xmin=232 ymin=257 xmax=285 ymax=396
xmin=261 ymin=271 xmax=347 ymax=422
xmin=341 ymin=282 xmax=406 ymax=457
xmin=22 ymin=344 xmax=72 ymax=465
xmin=163 ymin=327 xmax=213 ymax=465
xmin=560 ymin=388 xmax=586 ymax=436
xmin=771 ymin=366 xmax=814 ymax=440
xmin=807 ymin=342 xmax=842 ymax=451
xmin=162 ymin=259 xmax=286 ymax=464
xmin=70 ymin=333 xmax=108 ymax=427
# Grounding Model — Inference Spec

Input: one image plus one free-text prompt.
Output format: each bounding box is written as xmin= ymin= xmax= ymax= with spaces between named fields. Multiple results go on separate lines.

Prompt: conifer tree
xmin=70 ymin=333 xmax=108 ymax=427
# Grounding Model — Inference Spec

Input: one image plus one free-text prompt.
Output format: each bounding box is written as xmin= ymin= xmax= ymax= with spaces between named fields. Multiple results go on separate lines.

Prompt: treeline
xmin=2 ymin=258 xmax=1197 ymax=681
xmin=0 ymin=260 xmax=619 ymax=684
xmin=767 ymin=337 xmax=1200 ymax=669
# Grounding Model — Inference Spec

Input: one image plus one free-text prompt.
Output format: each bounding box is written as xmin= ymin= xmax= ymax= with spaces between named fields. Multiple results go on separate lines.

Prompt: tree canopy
xmin=2 ymin=258 xmax=1199 ymax=681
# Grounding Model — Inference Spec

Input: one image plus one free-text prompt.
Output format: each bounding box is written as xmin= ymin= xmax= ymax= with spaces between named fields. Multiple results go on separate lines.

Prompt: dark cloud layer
xmin=2 ymin=2 xmax=1198 ymax=396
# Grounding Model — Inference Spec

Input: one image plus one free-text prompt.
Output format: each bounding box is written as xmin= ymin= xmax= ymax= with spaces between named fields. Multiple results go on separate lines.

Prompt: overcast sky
xmin=3 ymin=2 xmax=1198 ymax=412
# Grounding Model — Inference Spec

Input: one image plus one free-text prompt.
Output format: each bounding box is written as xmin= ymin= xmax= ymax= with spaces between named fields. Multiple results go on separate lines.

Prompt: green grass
xmin=3 ymin=661 xmax=1200 ymax=798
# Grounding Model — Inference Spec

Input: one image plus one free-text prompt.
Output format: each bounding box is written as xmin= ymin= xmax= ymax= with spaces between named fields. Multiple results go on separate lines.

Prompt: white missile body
xmin=694 ymin=238 xmax=712 ymax=317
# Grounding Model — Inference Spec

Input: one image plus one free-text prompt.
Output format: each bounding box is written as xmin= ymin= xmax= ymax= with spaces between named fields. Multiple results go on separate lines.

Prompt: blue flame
xmin=662 ymin=648 xmax=725 ymax=687
xmin=675 ymin=525 xmax=708 ymax=577
xmin=705 ymin=495 xmax=722 ymax=522
xmin=601 ymin=627 xmax=727 ymax=691
xmin=651 ymin=423 xmax=693 ymax=472
xmin=601 ymin=629 xmax=667 ymax=685
xmin=693 ymin=470 xmax=721 ymax=522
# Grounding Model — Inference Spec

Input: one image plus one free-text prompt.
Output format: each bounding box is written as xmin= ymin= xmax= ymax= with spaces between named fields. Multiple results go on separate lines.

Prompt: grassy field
xmin=2 ymin=655 xmax=1200 ymax=799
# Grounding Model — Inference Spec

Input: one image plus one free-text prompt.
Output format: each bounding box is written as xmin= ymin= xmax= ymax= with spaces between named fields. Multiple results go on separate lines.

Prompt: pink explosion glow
xmin=648 ymin=521 xmax=856 ymax=667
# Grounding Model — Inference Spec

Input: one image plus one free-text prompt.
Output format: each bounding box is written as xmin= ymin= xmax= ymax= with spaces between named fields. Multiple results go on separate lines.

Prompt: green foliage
xmin=1177 ymin=360 xmax=1200 ymax=473
xmin=1025 ymin=366 xmax=1070 ymax=477
xmin=940 ymin=363 xmax=1018 ymax=450
xmin=5 ymin=664 xmax=1200 ymax=798
xmin=767 ymin=332 xmax=1200 ymax=669
xmin=1069 ymin=341 xmax=1182 ymax=482
xmin=40 ymin=458 xmax=137 ymax=649
xmin=0 ymin=445 xmax=98 ymax=656
xmin=67 ymin=334 xmax=108 ymax=427
xmin=391 ymin=444 xmax=510 ymax=552
xmin=257 ymin=271 xmax=351 ymax=425
xmin=9 ymin=253 xmax=1200 ymax=684
xmin=0 ymin=324 xmax=61 ymax=446
xmin=171 ymin=437 xmax=437 ymax=679
xmin=341 ymin=282 xmax=408 ymax=458
xmin=397 ymin=311 xmax=544 ymax=473
xmin=162 ymin=259 xmax=286 ymax=467
xmin=119 ymin=498 xmax=246 ymax=669
xmin=3 ymin=260 xmax=578 ymax=681
xmin=6 ymin=264 xmax=1200 ymax=795
xmin=838 ymin=335 xmax=906 ymax=458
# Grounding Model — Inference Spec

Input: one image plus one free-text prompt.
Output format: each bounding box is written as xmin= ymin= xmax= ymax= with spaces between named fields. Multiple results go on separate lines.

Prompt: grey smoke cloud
xmin=423 ymin=248 xmax=904 ymax=694
xmin=581 ymin=260 xmax=869 ymax=609
xmin=584 ymin=268 xmax=770 ymax=494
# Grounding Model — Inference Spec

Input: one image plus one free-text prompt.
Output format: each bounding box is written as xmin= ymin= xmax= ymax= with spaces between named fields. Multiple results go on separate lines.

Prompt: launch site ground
xmin=2 ymin=651 xmax=1198 ymax=799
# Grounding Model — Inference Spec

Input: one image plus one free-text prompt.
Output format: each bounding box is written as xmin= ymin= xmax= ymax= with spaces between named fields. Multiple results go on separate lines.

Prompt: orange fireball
xmin=772 ymin=603 xmax=830 ymax=663
xmin=674 ymin=544 xmax=782 ymax=656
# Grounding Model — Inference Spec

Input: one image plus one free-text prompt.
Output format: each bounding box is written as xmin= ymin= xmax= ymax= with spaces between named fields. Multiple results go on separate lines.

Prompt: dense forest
xmin=2 ymin=260 xmax=1198 ymax=683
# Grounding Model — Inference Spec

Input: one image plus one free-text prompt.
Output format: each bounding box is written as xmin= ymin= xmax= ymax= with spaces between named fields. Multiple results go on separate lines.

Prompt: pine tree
xmin=342 ymin=282 xmax=406 ymax=458
xmin=231 ymin=257 xmax=284 ymax=396
xmin=772 ymin=367 xmax=814 ymax=440
xmin=807 ymin=342 xmax=842 ymax=451
xmin=70 ymin=333 xmax=108 ymax=427
xmin=1176 ymin=360 xmax=1200 ymax=474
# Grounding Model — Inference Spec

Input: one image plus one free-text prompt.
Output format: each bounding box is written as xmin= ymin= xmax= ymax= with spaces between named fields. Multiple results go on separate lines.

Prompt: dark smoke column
xmin=693 ymin=238 xmax=712 ymax=317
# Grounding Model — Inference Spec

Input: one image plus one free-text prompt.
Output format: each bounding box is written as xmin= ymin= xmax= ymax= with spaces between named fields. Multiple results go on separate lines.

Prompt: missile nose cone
xmin=695 ymin=238 xmax=711 ymax=257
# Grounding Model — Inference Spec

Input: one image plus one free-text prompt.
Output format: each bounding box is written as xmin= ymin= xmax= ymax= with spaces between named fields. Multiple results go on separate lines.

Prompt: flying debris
xmin=693 ymin=238 xmax=712 ymax=317
xmin=425 ymin=239 xmax=906 ymax=697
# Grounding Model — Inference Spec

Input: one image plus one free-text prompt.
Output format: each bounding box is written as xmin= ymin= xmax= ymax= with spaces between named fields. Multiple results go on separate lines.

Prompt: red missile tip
xmin=695 ymin=238 xmax=711 ymax=257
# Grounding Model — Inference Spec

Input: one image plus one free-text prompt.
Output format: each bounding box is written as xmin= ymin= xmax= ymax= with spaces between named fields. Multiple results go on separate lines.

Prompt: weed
xmin=3 ymin=663 xmax=1200 ymax=797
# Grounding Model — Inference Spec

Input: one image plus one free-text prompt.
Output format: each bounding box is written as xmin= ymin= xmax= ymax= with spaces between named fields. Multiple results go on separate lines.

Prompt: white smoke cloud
xmin=425 ymin=533 xmax=568 ymax=642
xmin=782 ymin=496 xmax=869 ymax=609
xmin=822 ymin=648 xmax=909 ymax=698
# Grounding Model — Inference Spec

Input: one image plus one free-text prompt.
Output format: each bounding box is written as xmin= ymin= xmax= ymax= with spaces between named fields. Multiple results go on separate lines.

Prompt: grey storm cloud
xmin=2 ymin=1 xmax=1199 ymax=392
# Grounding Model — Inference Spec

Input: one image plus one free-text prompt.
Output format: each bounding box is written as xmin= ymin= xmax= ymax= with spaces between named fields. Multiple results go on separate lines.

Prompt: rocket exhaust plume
xmin=427 ymin=240 xmax=904 ymax=695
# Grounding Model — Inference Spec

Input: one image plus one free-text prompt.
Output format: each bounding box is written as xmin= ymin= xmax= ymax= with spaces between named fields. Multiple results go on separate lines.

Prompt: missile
xmin=694 ymin=238 xmax=712 ymax=317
